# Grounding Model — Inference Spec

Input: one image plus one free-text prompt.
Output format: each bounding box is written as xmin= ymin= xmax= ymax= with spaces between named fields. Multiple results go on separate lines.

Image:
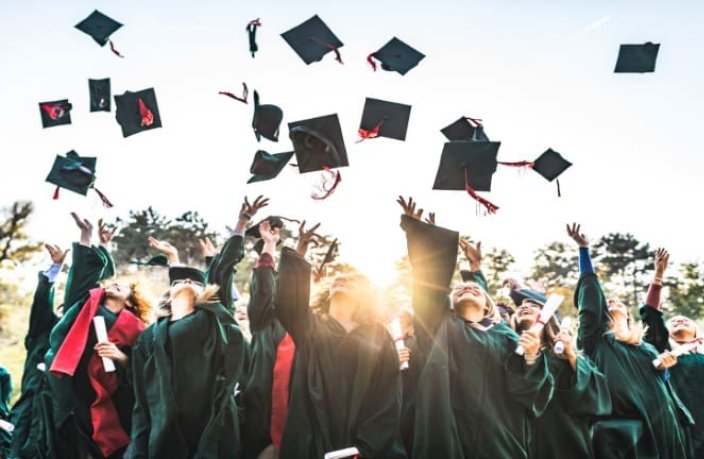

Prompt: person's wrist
xmin=524 ymin=351 xmax=540 ymax=366
xmin=469 ymin=262 xmax=481 ymax=272
xmin=239 ymin=211 xmax=252 ymax=221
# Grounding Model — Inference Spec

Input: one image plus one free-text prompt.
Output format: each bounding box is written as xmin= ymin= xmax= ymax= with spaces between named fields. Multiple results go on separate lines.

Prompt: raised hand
xmin=98 ymin=219 xmax=117 ymax=245
xmin=45 ymin=243 xmax=69 ymax=265
xmin=554 ymin=330 xmax=578 ymax=369
xmin=71 ymin=212 xmax=94 ymax=246
xmin=199 ymin=237 xmax=218 ymax=258
xmin=94 ymin=341 xmax=128 ymax=367
xmin=655 ymin=350 xmax=678 ymax=370
xmin=259 ymin=220 xmax=280 ymax=246
xmin=396 ymin=196 xmax=424 ymax=221
xmin=459 ymin=238 xmax=482 ymax=271
xmin=296 ymin=220 xmax=322 ymax=256
xmin=148 ymin=236 xmax=180 ymax=264
xmin=518 ymin=329 xmax=541 ymax=360
xmin=566 ymin=223 xmax=589 ymax=248
xmin=424 ymin=212 xmax=436 ymax=225
xmin=654 ymin=248 xmax=670 ymax=279
xmin=239 ymin=195 xmax=270 ymax=221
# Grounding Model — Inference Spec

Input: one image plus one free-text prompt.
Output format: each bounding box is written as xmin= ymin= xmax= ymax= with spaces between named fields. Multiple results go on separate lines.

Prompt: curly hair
xmin=311 ymin=272 xmax=380 ymax=325
xmin=125 ymin=284 xmax=153 ymax=324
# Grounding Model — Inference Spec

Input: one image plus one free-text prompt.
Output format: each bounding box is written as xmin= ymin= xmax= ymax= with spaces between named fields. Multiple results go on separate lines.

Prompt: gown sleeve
xmin=639 ymin=283 xmax=671 ymax=353
xmin=273 ymin=247 xmax=313 ymax=345
xmin=62 ymin=243 xmax=108 ymax=313
xmin=505 ymin=344 xmax=555 ymax=417
xmin=247 ymin=253 xmax=277 ymax=333
xmin=558 ymin=355 xmax=612 ymax=417
xmin=574 ymin=248 xmax=609 ymax=355
xmin=205 ymin=234 xmax=245 ymax=310
xmin=130 ymin=329 xmax=152 ymax=459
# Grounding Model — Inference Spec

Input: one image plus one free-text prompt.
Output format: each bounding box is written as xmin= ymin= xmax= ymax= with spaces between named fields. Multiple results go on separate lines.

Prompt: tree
xmin=112 ymin=207 xmax=173 ymax=268
xmin=0 ymin=201 xmax=42 ymax=268
xmin=162 ymin=211 xmax=220 ymax=266
xmin=593 ymin=233 xmax=653 ymax=307
xmin=530 ymin=241 xmax=579 ymax=287
xmin=666 ymin=262 xmax=704 ymax=319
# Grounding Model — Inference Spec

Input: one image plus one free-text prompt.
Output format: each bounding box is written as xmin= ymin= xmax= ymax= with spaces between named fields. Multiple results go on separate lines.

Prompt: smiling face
xmin=607 ymin=298 xmax=628 ymax=318
xmin=514 ymin=299 xmax=543 ymax=331
xmin=104 ymin=283 xmax=132 ymax=302
xmin=451 ymin=282 xmax=487 ymax=309
xmin=667 ymin=315 xmax=697 ymax=341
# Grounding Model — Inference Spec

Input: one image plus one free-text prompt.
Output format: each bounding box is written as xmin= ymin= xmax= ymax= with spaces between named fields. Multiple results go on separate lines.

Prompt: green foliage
xmin=593 ymin=233 xmax=653 ymax=307
xmin=530 ymin=241 xmax=578 ymax=286
xmin=666 ymin=262 xmax=704 ymax=318
xmin=0 ymin=201 xmax=42 ymax=268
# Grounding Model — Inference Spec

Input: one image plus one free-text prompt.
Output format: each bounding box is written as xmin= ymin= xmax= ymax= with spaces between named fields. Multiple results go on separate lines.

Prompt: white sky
xmin=1 ymin=0 xmax=703 ymax=286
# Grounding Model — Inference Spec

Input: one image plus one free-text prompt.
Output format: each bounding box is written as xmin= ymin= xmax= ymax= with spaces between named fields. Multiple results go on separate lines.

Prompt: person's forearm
xmin=233 ymin=216 xmax=249 ymax=235
xmin=646 ymin=282 xmax=663 ymax=309
xmin=579 ymin=247 xmax=594 ymax=274
xmin=43 ymin=263 xmax=62 ymax=283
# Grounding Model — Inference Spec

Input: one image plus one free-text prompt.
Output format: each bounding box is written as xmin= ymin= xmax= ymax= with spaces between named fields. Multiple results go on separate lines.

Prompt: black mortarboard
xmin=441 ymin=117 xmax=489 ymax=142
xmin=89 ymin=79 xmax=111 ymax=112
xmin=75 ymin=10 xmax=123 ymax=47
xmin=358 ymin=98 xmax=412 ymax=141
xmin=245 ymin=215 xmax=298 ymax=254
xmin=368 ymin=37 xmax=425 ymax=75
xmin=321 ymin=238 xmax=338 ymax=265
xmin=289 ymin=114 xmax=349 ymax=173
xmin=281 ymin=15 xmax=344 ymax=65
xmin=252 ymin=91 xmax=283 ymax=142
xmin=130 ymin=254 xmax=169 ymax=267
xmin=114 ymin=88 xmax=162 ymax=138
xmin=248 ymin=150 xmax=294 ymax=183
xmin=246 ymin=18 xmax=262 ymax=58
xmin=38 ymin=100 xmax=72 ymax=128
xmin=169 ymin=266 xmax=207 ymax=285
xmin=614 ymin=42 xmax=660 ymax=73
xmin=509 ymin=288 xmax=547 ymax=307
xmin=45 ymin=151 xmax=96 ymax=196
xmin=433 ymin=141 xmax=500 ymax=192
xmin=532 ymin=149 xmax=572 ymax=182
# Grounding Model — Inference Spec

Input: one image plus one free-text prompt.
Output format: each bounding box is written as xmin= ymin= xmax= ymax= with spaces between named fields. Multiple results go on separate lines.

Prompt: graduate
xmin=568 ymin=223 xmax=693 ymax=458
xmin=398 ymin=196 xmax=554 ymax=459
xmin=43 ymin=214 xmax=150 ymax=459
xmin=9 ymin=244 xmax=66 ymax=458
xmin=509 ymin=284 xmax=612 ymax=459
xmin=130 ymin=196 xmax=261 ymax=459
xmin=273 ymin=220 xmax=406 ymax=458
xmin=640 ymin=248 xmax=704 ymax=458
xmin=242 ymin=218 xmax=320 ymax=459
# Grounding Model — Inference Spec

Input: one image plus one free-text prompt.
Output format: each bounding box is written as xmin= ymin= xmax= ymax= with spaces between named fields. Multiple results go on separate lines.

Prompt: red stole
xmin=270 ymin=333 xmax=295 ymax=450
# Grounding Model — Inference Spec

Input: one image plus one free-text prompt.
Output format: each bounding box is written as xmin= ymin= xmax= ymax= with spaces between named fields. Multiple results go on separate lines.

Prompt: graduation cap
xmin=367 ymin=37 xmax=425 ymax=75
xmin=441 ymin=117 xmax=489 ymax=142
xmin=130 ymin=254 xmax=169 ymax=267
xmin=281 ymin=15 xmax=344 ymax=65
xmin=433 ymin=141 xmax=501 ymax=213
xmin=498 ymin=148 xmax=572 ymax=197
xmin=246 ymin=18 xmax=262 ymax=58
xmin=509 ymin=288 xmax=547 ymax=308
xmin=252 ymin=91 xmax=283 ymax=142
xmin=74 ymin=10 xmax=124 ymax=57
xmin=169 ymin=266 xmax=206 ymax=286
xmin=248 ymin=150 xmax=294 ymax=183
xmin=38 ymin=100 xmax=72 ymax=128
xmin=89 ymin=79 xmax=111 ymax=112
xmin=245 ymin=216 xmax=299 ymax=254
xmin=358 ymin=98 xmax=412 ymax=142
xmin=45 ymin=150 xmax=113 ymax=206
xmin=114 ymin=88 xmax=162 ymax=138
xmin=614 ymin=42 xmax=660 ymax=73
xmin=289 ymin=114 xmax=348 ymax=173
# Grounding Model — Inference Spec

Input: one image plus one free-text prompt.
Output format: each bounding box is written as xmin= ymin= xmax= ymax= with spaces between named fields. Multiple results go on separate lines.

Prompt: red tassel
xmin=556 ymin=179 xmax=562 ymax=198
xmin=218 ymin=82 xmax=249 ymax=103
xmin=109 ymin=40 xmax=124 ymax=58
xmin=93 ymin=187 xmax=114 ymax=208
xmin=308 ymin=37 xmax=343 ymax=64
xmin=356 ymin=119 xmax=385 ymax=142
xmin=137 ymin=98 xmax=154 ymax=127
xmin=464 ymin=117 xmax=483 ymax=127
xmin=247 ymin=18 xmax=262 ymax=28
xmin=53 ymin=186 xmax=60 ymax=200
xmin=463 ymin=167 xmax=499 ymax=214
xmin=311 ymin=166 xmax=342 ymax=200
xmin=497 ymin=161 xmax=535 ymax=168
xmin=367 ymin=52 xmax=378 ymax=71
xmin=41 ymin=104 xmax=69 ymax=120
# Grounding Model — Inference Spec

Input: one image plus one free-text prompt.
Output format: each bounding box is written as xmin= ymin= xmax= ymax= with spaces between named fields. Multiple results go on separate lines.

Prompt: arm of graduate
xmin=130 ymin=331 xmax=152 ymax=459
xmin=458 ymin=238 xmax=489 ymax=292
xmin=206 ymin=231 xmax=244 ymax=310
xmin=95 ymin=218 xmax=117 ymax=280
xmin=562 ymin=355 xmax=612 ymax=417
xmin=62 ymin=214 xmax=108 ymax=312
xmin=247 ymin=240 xmax=278 ymax=332
xmin=567 ymin=224 xmax=609 ymax=355
xmin=505 ymin=332 xmax=555 ymax=417
xmin=25 ymin=245 xmax=64 ymax=353
xmin=639 ymin=248 xmax=671 ymax=352
xmin=274 ymin=246 xmax=313 ymax=344
xmin=398 ymin=197 xmax=459 ymax=337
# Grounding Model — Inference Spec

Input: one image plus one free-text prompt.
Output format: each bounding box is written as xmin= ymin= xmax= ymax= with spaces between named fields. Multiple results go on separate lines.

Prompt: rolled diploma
xmin=324 ymin=447 xmax=360 ymax=459
xmin=93 ymin=316 xmax=116 ymax=372
xmin=516 ymin=294 xmax=565 ymax=355
xmin=390 ymin=318 xmax=409 ymax=370
xmin=653 ymin=338 xmax=703 ymax=368
xmin=554 ymin=316 xmax=574 ymax=354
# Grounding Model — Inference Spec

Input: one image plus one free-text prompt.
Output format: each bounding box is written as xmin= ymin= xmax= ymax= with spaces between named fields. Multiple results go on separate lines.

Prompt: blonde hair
xmin=311 ymin=272 xmax=380 ymax=325
xmin=453 ymin=283 xmax=501 ymax=324
xmin=608 ymin=308 xmax=647 ymax=345
xmin=157 ymin=284 xmax=221 ymax=318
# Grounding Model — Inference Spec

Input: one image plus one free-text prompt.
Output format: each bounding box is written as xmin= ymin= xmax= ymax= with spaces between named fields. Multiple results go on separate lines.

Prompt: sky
xmin=1 ymin=0 xmax=703 ymax=287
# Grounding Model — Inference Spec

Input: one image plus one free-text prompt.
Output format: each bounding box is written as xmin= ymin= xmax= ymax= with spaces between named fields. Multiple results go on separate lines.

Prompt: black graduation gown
xmin=401 ymin=216 xmax=554 ymax=459
xmin=575 ymin=273 xmax=692 ymax=459
xmin=641 ymin=304 xmax=704 ymax=457
xmin=206 ymin=234 xmax=245 ymax=312
xmin=529 ymin=354 xmax=612 ymax=459
xmin=274 ymin=247 xmax=407 ymax=458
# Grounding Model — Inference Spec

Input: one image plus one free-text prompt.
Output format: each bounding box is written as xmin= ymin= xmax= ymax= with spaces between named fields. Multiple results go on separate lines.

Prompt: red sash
xmin=270 ymin=333 xmax=295 ymax=450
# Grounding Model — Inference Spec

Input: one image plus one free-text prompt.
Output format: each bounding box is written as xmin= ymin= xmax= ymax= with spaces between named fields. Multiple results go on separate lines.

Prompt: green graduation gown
xmin=641 ymin=304 xmax=704 ymax=457
xmin=274 ymin=247 xmax=407 ymax=458
xmin=206 ymin=234 xmax=245 ymax=312
xmin=575 ymin=273 xmax=692 ymax=459
xmin=402 ymin=216 xmax=554 ymax=459
xmin=529 ymin=354 xmax=612 ymax=459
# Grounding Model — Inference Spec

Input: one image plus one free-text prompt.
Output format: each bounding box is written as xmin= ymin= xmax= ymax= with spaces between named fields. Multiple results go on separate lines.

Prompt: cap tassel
xmin=218 ymin=82 xmax=249 ymax=104
xmin=92 ymin=187 xmax=114 ymax=208
xmin=356 ymin=119 xmax=386 ymax=143
xmin=246 ymin=18 xmax=262 ymax=58
xmin=41 ymin=103 xmax=70 ymax=120
xmin=463 ymin=117 xmax=483 ymax=127
xmin=367 ymin=52 xmax=379 ymax=71
xmin=137 ymin=98 xmax=154 ymax=127
xmin=308 ymin=37 xmax=343 ymax=64
xmin=53 ymin=186 xmax=60 ymax=200
xmin=556 ymin=179 xmax=562 ymax=198
xmin=109 ymin=40 xmax=124 ymax=58
xmin=498 ymin=160 xmax=535 ymax=169
xmin=463 ymin=166 xmax=499 ymax=214
xmin=311 ymin=166 xmax=342 ymax=200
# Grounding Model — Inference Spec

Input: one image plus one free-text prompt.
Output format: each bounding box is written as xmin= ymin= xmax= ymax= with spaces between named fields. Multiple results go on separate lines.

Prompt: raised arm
xmin=63 ymin=213 xmax=108 ymax=312
xmin=95 ymin=219 xmax=117 ymax=280
xmin=459 ymin=239 xmax=489 ymax=292
xmin=640 ymin=248 xmax=671 ymax=352
xmin=25 ymin=245 xmax=65 ymax=352
xmin=567 ymin=223 xmax=609 ymax=355
xmin=248 ymin=220 xmax=280 ymax=332
xmin=273 ymin=246 xmax=313 ymax=345
xmin=398 ymin=196 xmax=459 ymax=337
xmin=130 ymin=331 xmax=152 ymax=459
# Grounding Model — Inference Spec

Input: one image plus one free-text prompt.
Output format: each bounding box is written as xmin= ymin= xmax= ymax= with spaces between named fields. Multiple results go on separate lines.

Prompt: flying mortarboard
xmin=614 ymin=42 xmax=660 ymax=73
xmin=248 ymin=150 xmax=294 ymax=183
xmin=252 ymin=91 xmax=283 ymax=141
xmin=433 ymin=141 xmax=501 ymax=213
xmin=281 ymin=15 xmax=344 ymax=65
xmin=130 ymin=254 xmax=169 ymax=267
xmin=246 ymin=18 xmax=262 ymax=58
xmin=114 ymin=88 xmax=162 ymax=138
xmin=441 ymin=117 xmax=489 ymax=142
xmin=38 ymin=100 xmax=72 ymax=128
xmin=45 ymin=150 xmax=113 ymax=207
xmin=497 ymin=148 xmax=572 ymax=197
xmin=89 ymin=79 xmax=111 ymax=112
xmin=358 ymin=98 xmax=412 ymax=142
xmin=245 ymin=215 xmax=299 ymax=254
xmin=367 ymin=37 xmax=425 ymax=75
xmin=74 ymin=10 xmax=125 ymax=57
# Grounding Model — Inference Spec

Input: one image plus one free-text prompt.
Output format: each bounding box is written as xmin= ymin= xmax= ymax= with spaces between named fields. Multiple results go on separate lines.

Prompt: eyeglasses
xmin=170 ymin=279 xmax=205 ymax=289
